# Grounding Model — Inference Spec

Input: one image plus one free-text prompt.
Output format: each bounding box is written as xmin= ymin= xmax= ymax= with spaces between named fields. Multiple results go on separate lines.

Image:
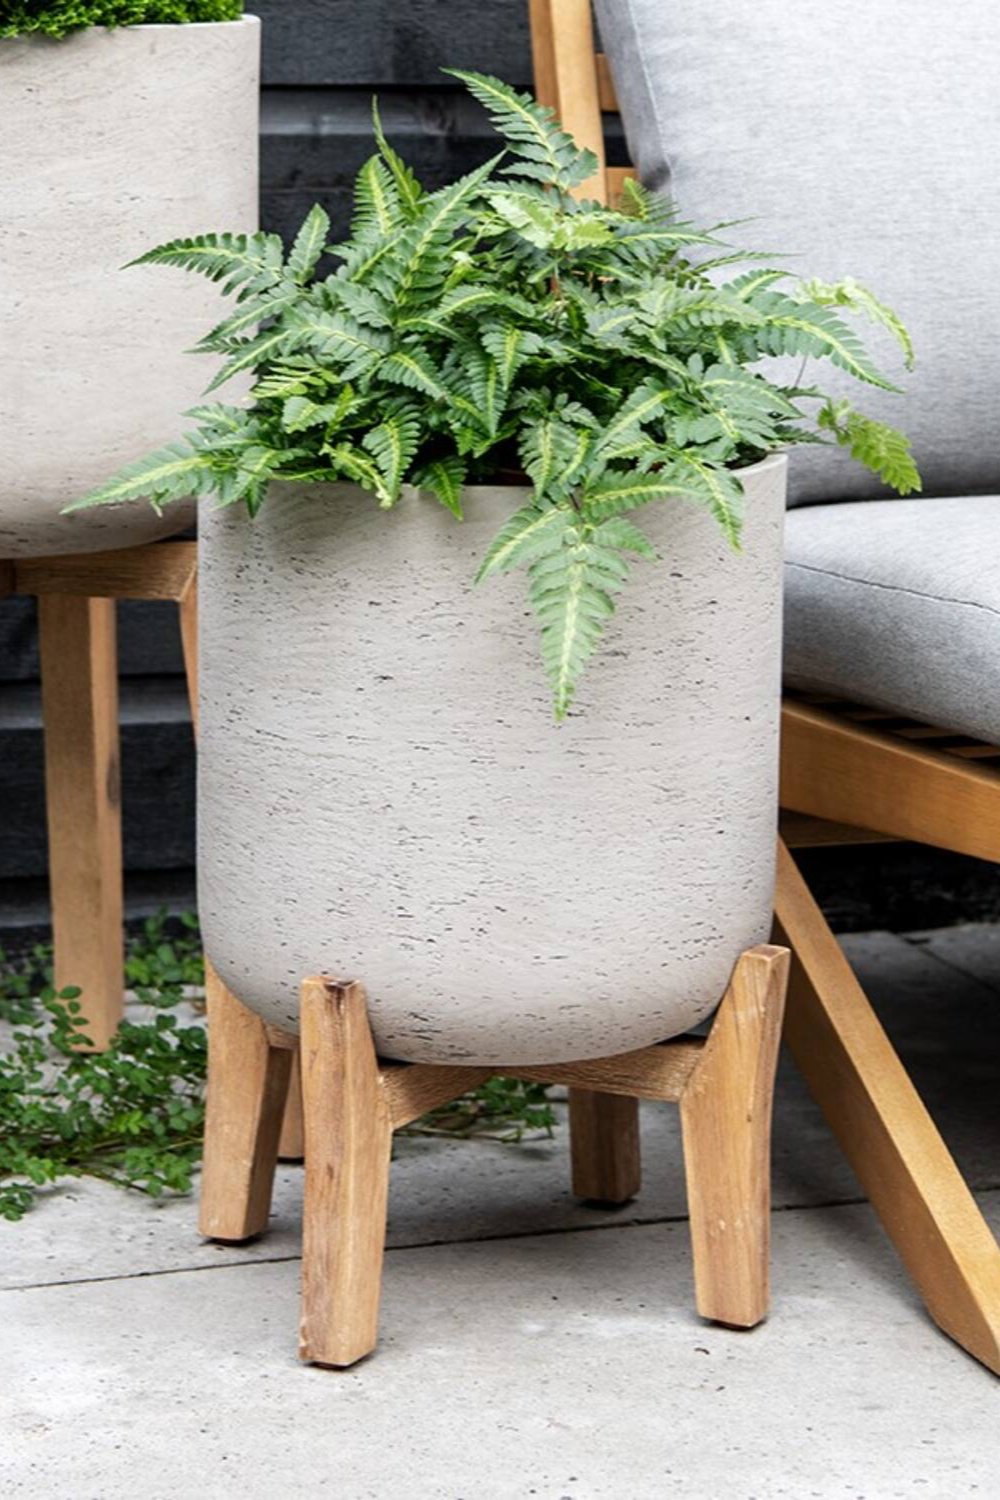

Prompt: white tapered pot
xmin=0 ymin=17 xmax=260 ymax=556
xmin=199 ymin=455 xmax=787 ymax=1065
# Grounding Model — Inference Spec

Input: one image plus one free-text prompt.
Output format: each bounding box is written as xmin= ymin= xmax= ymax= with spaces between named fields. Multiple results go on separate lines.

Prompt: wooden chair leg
xmin=299 ymin=977 xmax=393 ymax=1368
xmin=199 ymin=960 xmax=294 ymax=1242
xmin=774 ymin=839 xmax=1000 ymax=1375
xmin=38 ymin=594 xmax=123 ymax=1050
xmin=568 ymin=1088 xmax=641 ymax=1204
xmin=680 ymin=944 xmax=790 ymax=1328
xmin=278 ymin=1053 xmax=306 ymax=1160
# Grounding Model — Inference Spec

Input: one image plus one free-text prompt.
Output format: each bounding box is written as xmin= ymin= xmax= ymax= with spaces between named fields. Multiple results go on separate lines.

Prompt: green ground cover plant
xmin=0 ymin=1 xmax=242 ymax=39
xmin=75 ymin=71 xmax=919 ymax=717
xmin=0 ymin=916 xmax=554 ymax=1219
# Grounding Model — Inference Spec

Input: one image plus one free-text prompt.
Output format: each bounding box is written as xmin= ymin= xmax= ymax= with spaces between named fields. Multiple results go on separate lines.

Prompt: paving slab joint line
xmin=899 ymin=930 xmax=1000 ymax=998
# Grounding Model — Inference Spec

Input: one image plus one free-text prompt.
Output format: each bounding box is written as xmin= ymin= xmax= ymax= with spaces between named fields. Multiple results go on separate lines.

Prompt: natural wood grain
xmin=178 ymin=571 xmax=199 ymax=736
xmin=529 ymin=0 xmax=607 ymax=200
xmin=779 ymin=811 xmax=897 ymax=848
xmin=38 ymin=595 xmax=123 ymax=1050
xmin=679 ymin=945 xmax=789 ymax=1329
xmin=277 ymin=1053 xmax=306 ymax=1159
xmin=507 ymin=1037 xmax=703 ymax=1101
xmin=774 ymin=840 xmax=1000 ymax=1375
xmin=299 ymin=978 xmax=394 ymax=1367
xmin=568 ymin=1089 xmax=640 ymax=1204
xmin=199 ymin=962 xmax=294 ymax=1241
xmin=382 ymin=1063 xmax=493 ymax=1129
xmin=595 ymin=51 xmax=618 ymax=111
xmin=14 ymin=540 xmax=197 ymax=601
xmin=781 ymin=699 xmax=1000 ymax=862
xmin=603 ymin=166 xmax=636 ymax=210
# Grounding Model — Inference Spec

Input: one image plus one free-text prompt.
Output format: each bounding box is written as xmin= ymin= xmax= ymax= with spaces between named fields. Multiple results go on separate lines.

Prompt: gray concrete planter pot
xmin=199 ymin=454 xmax=787 ymax=1065
xmin=0 ymin=17 xmax=260 ymax=556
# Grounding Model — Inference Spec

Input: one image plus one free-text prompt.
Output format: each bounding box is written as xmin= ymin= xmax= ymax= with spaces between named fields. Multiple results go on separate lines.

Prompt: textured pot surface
xmin=199 ymin=457 xmax=786 ymax=1065
xmin=0 ymin=18 xmax=259 ymax=556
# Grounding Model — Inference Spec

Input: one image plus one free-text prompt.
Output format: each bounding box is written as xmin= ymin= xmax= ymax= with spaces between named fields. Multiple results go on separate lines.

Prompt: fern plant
xmin=72 ymin=70 xmax=919 ymax=718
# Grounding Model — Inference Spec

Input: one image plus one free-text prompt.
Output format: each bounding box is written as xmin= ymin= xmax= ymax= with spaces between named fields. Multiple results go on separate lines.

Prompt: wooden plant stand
xmin=1 ymin=542 xmax=198 ymax=1049
xmin=199 ymin=944 xmax=790 ymax=1367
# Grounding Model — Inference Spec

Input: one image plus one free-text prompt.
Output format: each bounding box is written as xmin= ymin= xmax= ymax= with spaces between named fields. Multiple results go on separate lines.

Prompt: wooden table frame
xmin=530 ymin=0 xmax=1000 ymax=1375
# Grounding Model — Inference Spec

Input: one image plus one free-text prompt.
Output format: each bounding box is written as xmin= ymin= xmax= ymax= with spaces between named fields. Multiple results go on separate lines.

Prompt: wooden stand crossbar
xmin=199 ymin=945 xmax=790 ymax=1367
xmin=1 ymin=541 xmax=198 ymax=1048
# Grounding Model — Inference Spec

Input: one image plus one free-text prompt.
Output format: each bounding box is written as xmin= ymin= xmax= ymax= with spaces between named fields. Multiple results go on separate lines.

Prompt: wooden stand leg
xmin=775 ymin=840 xmax=1000 ymax=1375
xmin=568 ymin=1089 xmax=640 ymax=1204
xmin=299 ymin=977 xmax=393 ymax=1368
xmin=278 ymin=1054 xmax=306 ymax=1160
xmin=680 ymin=945 xmax=790 ymax=1328
xmin=199 ymin=961 xmax=293 ymax=1242
xmin=38 ymin=594 xmax=123 ymax=1050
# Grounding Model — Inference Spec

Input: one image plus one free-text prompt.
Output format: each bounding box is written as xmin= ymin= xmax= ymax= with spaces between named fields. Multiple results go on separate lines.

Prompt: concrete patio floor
xmin=2 ymin=927 xmax=999 ymax=1498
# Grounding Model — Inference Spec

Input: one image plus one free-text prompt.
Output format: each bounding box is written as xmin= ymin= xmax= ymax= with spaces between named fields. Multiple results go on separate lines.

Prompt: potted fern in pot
xmin=75 ymin=74 xmax=917 ymax=1064
xmin=0 ymin=2 xmax=259 ymax=555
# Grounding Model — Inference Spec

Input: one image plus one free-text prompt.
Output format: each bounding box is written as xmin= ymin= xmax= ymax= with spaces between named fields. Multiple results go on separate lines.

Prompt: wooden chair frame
xmin=529 ymin=0 xmax=1000 ymax=1375
xmin=201 ymin=947 xmax=790 ymax=1367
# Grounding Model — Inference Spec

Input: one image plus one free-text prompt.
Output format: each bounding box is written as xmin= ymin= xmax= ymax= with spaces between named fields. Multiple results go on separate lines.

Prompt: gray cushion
xmin=784 ymin=496 xmax=1000 ymax=741
xmin=594 ymin=0 xmax=1000 ymax=504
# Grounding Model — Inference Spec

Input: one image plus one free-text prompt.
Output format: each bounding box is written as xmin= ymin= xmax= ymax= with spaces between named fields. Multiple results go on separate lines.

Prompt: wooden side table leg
xmin=299 ymin=977 xmax=393 ymax=1368
xmin=38 ymin=594 xmax=123 ymax=1049
xmin=680 ymin=944 xmax=789 ymax=1329
xmin=199 ymin=960 xmax=293 ymax=1242
xmin=568 ymin=1088 xmax=641 ymax=1204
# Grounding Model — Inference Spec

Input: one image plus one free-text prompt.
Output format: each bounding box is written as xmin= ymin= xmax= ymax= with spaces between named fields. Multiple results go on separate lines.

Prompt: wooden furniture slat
xmin=780 ymin=699 xmax=1000 ymax=863
xmin=38 ymin=594 xmax=123 ymax=1050
xmin=779 ymin=811 xmax=898 ymax=849
xmin=13 ymin=540 xmax=197 ymax=601
xmin=774 ymin=840 xmax=1000 ymax=1374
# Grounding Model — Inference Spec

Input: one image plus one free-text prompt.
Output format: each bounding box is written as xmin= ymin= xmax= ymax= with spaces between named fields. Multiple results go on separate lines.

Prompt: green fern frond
xmin=128 ymin=231 xmax=286 ymax=299
xmin=475 ymin=502 xmax=568 ymax=581
xmin=372 ymin=99 xmax=425 ymax=218
xmin=446 ymin=70 xmax=597 ymax=192
xmin=800 ymin=277 xmax=915 ymax=370
xmin=752 ymin=294 xmax=899 ymax=390
xmin=352 ymin=155 xmax=403 ymax=237
xmin=381 ymin=349 xmax=449 ymax=400
xmin=361 ymin=401 xmax=422 ymax=502
xmin=65 ymin=441 xmax=217 ymax=513
xmin=413 ymin=456 xmax=467 ymax=517
xmin=287 ymin=204 xmax=330 ymax=285
xmin=668 ymin=453 xmax=745 ymax=546
xmin=817 ymin=401 xmax=922 ymax=494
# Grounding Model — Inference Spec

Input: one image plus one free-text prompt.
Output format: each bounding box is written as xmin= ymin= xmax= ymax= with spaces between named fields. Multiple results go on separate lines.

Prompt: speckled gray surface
xmin=198 ymin=458 xmax=787 ymax=1063
xmin=0 ymin=19 xmax=259 ymax=555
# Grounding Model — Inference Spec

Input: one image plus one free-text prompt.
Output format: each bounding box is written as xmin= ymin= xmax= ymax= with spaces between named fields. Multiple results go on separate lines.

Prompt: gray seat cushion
xmin=784 ymin=496 xmax=1000 ymax=742
xmin=594 ymin=0 xmax=1000 ymax=505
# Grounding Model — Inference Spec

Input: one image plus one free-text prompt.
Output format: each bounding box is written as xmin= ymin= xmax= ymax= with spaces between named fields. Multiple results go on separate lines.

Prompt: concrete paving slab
xmin=909 ymin=922 xmax=1000 ymax=996
xmin=2 ymin=1195 xmax=998 ymax=1500
xmin=4 ymin=927 xmax=998 ymax=1290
